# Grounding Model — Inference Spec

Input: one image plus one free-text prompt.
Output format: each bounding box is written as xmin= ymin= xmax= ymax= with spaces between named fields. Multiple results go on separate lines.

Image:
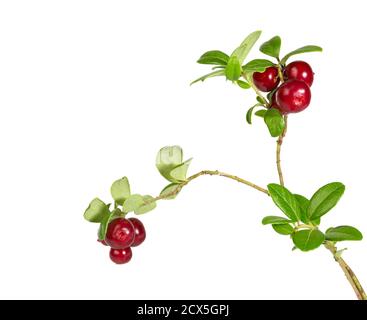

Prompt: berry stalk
xmin=276 ymin=115 xmax=287 ymax=186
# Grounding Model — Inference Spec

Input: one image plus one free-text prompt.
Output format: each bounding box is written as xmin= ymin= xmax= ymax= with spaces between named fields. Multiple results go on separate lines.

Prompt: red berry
xmin=128 ymin=218 xmax=146 ymax=247
xmin=284 ymin=61 xmax=314 ymax=87
xmin=109 ymin=247 xmax=132 ymax=264
xmin=105 ymin=218 xmax=135 ymax=249
xmin=252 ymin=67 xmax=280 ymax=92
xmin=98 ymin=239 xmax=108 ymax=246
xmin=275 ymin=80 xmax=311 ymax=114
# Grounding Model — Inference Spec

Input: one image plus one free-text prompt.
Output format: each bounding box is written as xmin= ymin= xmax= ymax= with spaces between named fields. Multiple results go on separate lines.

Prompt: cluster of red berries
xmin=252 ymin=61 xmax=314 ymax=114
xmin=98 ymin=217 xmax=146 ymax=264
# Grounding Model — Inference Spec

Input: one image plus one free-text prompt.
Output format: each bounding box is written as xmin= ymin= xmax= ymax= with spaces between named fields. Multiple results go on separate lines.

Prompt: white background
xmin=0 ymin=0 xmax=366 ymax=300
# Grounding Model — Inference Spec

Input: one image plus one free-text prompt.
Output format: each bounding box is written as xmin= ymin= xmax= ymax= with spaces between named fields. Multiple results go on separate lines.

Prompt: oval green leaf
xmin=256 ymin=96 xmax=266 ymax=104
xmin=281 ymin=45 xmax=322 ymax=65
xmin=272 ymin=224 xmax=294 ymax=235
xmin=242 ymin=59 xmax=274 ymax=73
xmin=262 ymin=216 xmax=292 ymax=225
xmin=264 ymin=108 xmax=285 ymax=137
xmin=160 ymin=183 xmax=181 ymax=200
xmin=307 ymin=182 xmax=345 ymax=220
xmin=255 ymin=109 xmax=267 ymax=118
xmin=135 ymin=195 xmax=157 ymax=215
xmin=292 ymin=229 xmax=325 ymax=252
xmin=236 ymin=80 xmax=251 ymax=89
xmin=170 ymin=158 xmax=192 ymax=183
xmin=225 ymin=56 xmax=241 ymax=81
xmin=267 ymin=184 xmax=300 ymax=221
xmin=123 ymin=194 xmax=144 ymax=213
xmin=197 ymin=50 xmax=229 ymax=66
xmin=123 ymin=194 xmax=156 ymax=214
xmin=156 ymin=145 xmax=183 ymax=182
xmin=83 ymin=198 xmax=108 ymax=223
xmin=110 ymin=177 xmax=131 ymax=205
xmin=325 ymin=226 xmax=363 ymax=242
xmin=246 ymin=103 xmax=264 ymax=124
xmin=259 ymin=36 xmax=281 ymax=59
xmin=294 ymin=194 xmax=310 ymax=224
xmin=231 ymin=30 xmax=262 ymax=65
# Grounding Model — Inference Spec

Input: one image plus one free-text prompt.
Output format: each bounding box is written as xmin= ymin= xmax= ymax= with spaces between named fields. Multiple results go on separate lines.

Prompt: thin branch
xmin=154 ymin=170 xmax=269 ymax=202
xmin=276 ymin=115 xmax=288 ymax=186
xmin=324 ymin=241 xmax=367 ymax=300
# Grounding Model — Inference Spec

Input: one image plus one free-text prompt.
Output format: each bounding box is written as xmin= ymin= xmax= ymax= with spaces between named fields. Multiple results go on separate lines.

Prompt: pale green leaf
xmin=110 ymin=177 xmax=131 ymax=205
xmin=231 ymin=30 xmax=262 ymax=65
xmin=84 ymin=198 xmax=108 ymax=223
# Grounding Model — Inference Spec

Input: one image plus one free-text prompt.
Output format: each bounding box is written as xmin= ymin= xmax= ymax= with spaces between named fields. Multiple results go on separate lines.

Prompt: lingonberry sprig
xmin=83 ymin=31 xmax=366 ymax=300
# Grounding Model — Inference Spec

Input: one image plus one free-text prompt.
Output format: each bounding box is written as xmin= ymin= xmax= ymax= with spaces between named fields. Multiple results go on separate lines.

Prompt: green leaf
xmin=246 ymin=103 xmax=264 ymax=124
xmin=123 ymin=194 xmax=144 ymax=212
xmin=83 ymin=198 xmax=109 ymax=223
xmin=98 ymin=209 xmax=120 ymax=241
xmin=110 ymin=177 xmax=131 ymax=205
xmin=156 ymin=146 xmax=192 ymax=183
xmin=272 ymin=224 xmax=294 ymax=235
xmin=236 ymin=80 xmax=251 ymax=89
xmin=267 ymin=184 xmax=300 ymax=221
xmin=281 ymin=45 xmax=323 ymax=65
xmin=123 ymin=194 xmax=156 ymax=214
xmin=255 ymin=109 xmax=267 ymax=118
xmin=169 ymin=158 xmax=192 ymax=182
xmin=190 ymin=69 xmax=225 ymax=85
xmin=307 ymin=182 xmax=345 ymax=220
xmin=225 ymin=56 xmax=241 ymax=81
xmin=242 ymin=59 xmax=274 ymax=73
xmin=156 ymin=145 xmax=183 ymax=182
xmin=262 ymin=216 xmax=292 ymax=225
xmin=256 ymin=96 xmax=266 ymax=104
xmin=135 ymin=195 xmax=157 ymax=215
xmin=325 ymin=226 xmax=363 ymax=242
xmin=264 ymin=108 xmax=285 ymax=137
xmin=231 ymin=30 xmax=262 ymax=65
xmin=197 ymin=50 xmax=229 ymax=66
xmin=260 ymin=36 xmax=281 ymax=59
xmin=294 ymin=194 xmax=310 ymax=224
xmin=292 ymin=229 xmax=325 ymax=252
xmin=160 ymin=183 xmax=180 ymax=200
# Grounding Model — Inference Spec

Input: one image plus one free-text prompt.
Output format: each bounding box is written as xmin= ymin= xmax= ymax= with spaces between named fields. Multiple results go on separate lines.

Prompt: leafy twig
xmin=154 ymin=170 xmax=269 ymax=202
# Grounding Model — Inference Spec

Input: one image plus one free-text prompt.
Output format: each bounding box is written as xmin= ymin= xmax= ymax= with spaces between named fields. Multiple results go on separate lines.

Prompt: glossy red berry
xmin=275 ymin=80 xmax=311 ymax=114
xmin=284 ymin=61 xmax=314 ymax=87
xmin=252 ymin=67 xmax=280 ymax=92
xmin=109 ymin=247 xmax=132 ymax=264
xmin=128 ymin=218 xmax=146 ymax=247
xmin=105 ymin=218 xmax=135 ymax=249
